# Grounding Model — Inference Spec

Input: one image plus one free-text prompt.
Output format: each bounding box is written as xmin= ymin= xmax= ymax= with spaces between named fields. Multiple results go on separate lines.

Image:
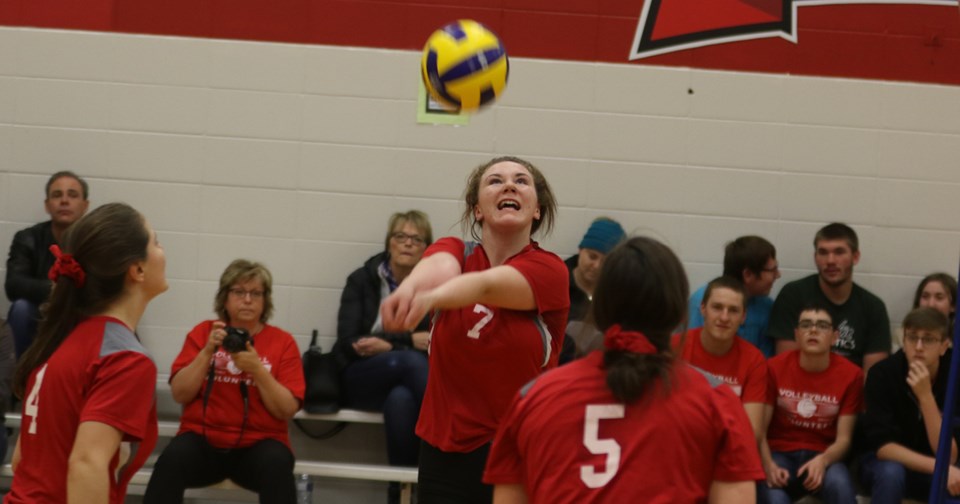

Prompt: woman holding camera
xmin=144 ymin=259 xmax=304 ymax=504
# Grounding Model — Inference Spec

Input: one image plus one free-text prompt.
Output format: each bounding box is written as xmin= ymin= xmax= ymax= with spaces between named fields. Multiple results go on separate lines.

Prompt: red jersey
xmin=673 ymin=328 xmax=769 ymax=403
xmin=484 ymin=352 xmax=765 ymax=503
xmin=6 ymin=316 xmax=158 ymax=504
xmin=417 ymin=238 xmax=569 ymax=452
xmin=766 ymin=350 xmax=864 ymax=453
xmin=172 ymin=321 xmax=305 ymax=449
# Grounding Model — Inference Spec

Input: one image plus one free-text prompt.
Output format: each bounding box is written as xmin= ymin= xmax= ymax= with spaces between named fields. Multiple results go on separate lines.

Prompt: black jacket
xmin=333 ymin=252 xmax=430 ymax=364
xmin=862 ymin=348 xmax=959 ymax=456
xmin=5 ymin=221 xmax=56 ymax=305
xmin=564 ymin=254 xmax=590 ymax=323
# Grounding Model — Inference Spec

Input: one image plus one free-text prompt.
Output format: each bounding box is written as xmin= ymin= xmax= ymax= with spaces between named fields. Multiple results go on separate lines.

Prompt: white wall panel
xmin=0 ymin=28 xmax=957 ymax=403
xmin=208 ymin=39 xmax=305 ymax=93
xmin=107 ymin=131 xmax=204 ymax=183
xmin=10 ymin=126 xmax=112 ymax=177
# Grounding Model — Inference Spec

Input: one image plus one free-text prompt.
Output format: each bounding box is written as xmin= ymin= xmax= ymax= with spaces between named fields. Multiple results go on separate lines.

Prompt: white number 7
xmin=580 ymin=404 xmax=625 ymax=488
xmin=24 ymin=364 xmax=48 ymax=435
xmin=466 ymin=304 xmax=493 ymax=339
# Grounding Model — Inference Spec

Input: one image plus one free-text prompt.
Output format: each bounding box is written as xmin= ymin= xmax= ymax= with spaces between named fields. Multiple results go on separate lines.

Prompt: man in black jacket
xmin=860 ymin=307 xmax=960 ymax=502
xmin=4 ymin=171 xmax=89 ymax=358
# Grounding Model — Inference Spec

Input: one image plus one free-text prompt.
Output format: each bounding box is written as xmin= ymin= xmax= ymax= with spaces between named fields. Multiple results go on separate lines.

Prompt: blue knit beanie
xmin=578 ymin=219 xmax=626 ymax=254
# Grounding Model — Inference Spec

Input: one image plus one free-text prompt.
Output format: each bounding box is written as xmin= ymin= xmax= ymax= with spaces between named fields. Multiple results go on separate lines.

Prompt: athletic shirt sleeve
xmin=81 ymin=351 xmax=157 ymax=441
xmin=171 ymin=321 xmax=212 ymax=378
xmin=422 ymin=237 xmax=466 ymax=263
xmin=864 ymin=292 xmax=892 ymax=354
xmin=274 ymin=331 xmax=306 ymax=402
xmin=712 ymin=384 xmax=766 ymax=482
xmin=767 ymin=281 xmax=802 ymax=342
xmin=506 ymin=247 xmax=569 ymax=315
xmin=840 ymin=365 xmax=865 ymax=416
xmin=740 ymin=349 xmax=769 ymax=404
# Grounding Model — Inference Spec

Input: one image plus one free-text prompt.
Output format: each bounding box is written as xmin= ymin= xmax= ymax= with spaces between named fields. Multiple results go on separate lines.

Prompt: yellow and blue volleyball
xmin=421 ymin=20 xmax=509 ymax=112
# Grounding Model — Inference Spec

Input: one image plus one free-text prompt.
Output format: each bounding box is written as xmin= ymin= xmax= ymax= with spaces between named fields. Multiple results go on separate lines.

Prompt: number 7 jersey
xmin=416 ymin=238 xmax=569 ymax=453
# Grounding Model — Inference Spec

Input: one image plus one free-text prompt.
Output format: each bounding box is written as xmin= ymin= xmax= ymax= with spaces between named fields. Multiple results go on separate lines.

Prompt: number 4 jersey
xmin=6 ymin=316 xmax=158 ymax=504
xmin=484 ymin=351 xmax=765 ymax=503
xmin=416 ymin=238 xmax=569 ymax=453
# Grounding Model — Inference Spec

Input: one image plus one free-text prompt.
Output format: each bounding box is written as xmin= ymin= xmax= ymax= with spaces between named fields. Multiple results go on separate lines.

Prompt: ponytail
xmin=591 ymin=237 xmax=688 ymax=404
xmin=14 ymin=203 xmax=148 ymax=398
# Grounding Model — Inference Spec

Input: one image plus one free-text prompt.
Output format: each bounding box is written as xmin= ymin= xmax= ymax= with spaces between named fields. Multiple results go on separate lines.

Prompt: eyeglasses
xmin=798 ymin=320 xmax=832 ymax=332
xmin=390 ymin=232 xmax=425 ymax=246
xmin=229 ymin=288 xmax=264 ymax=300
xmin=904 ymin=334 xmax=943 ymax=347
xmin=762 ymin=265 xmax=780 ymax=273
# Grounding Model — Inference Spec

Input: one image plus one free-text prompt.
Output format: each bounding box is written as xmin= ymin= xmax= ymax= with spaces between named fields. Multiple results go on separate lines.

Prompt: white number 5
xmin=580 ymin=404 xmax=625 ymax=488
xmin=24 ymin=364 xmax=48 ymax=435
xmin=466 ymin=304 xmax=493 ymax=339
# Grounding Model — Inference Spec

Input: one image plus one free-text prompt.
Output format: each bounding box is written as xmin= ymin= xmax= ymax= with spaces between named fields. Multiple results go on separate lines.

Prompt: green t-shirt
xmin=767 ymin=274 xmax=891 ymax=367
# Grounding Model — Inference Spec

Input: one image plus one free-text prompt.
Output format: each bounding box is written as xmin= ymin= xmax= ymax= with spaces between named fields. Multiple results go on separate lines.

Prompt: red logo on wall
xmin=631 ymin=0 xmax=959 ymax=59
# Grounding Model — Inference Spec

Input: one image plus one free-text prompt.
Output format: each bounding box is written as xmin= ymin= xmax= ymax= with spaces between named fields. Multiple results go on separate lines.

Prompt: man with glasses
xmin=759 ymin=302 xmax=863 ymax=504
xmin=688 ymin=235 xmax=780 ymax=357
xmin=5 ymin=171 xmax=90 ymax=359
xmin=859 ymin=307 xmax=960 ymax=502
xmin=767 ymin=223 xmax=890 ymax=375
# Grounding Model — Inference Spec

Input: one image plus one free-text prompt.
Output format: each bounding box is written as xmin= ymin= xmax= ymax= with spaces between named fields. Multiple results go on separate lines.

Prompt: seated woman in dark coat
xmin=334 ymin=210 xmax=432 ymax=502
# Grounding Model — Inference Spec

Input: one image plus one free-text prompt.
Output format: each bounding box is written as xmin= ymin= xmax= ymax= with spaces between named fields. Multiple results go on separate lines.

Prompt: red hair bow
xmin=48 ymin=244 xmax=86 ymax=288
xmin=603 ymin=324 xmax=657 ymax=355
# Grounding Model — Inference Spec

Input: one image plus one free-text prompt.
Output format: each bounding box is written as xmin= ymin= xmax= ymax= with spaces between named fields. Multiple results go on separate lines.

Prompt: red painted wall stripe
xmin=1 ymin=0 xmax=958 ymax=85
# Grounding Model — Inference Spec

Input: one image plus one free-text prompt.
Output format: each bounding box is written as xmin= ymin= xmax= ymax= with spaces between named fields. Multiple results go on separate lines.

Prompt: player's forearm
xmin=399 ymin=252 xmax=461 ymax=295
xmin=67 ymin=458 xmax=110 ymax=504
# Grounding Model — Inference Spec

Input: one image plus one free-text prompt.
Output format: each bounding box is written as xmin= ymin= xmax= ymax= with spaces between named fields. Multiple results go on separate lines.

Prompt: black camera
xmin=223 ymin=327 xmax=252 ymax=353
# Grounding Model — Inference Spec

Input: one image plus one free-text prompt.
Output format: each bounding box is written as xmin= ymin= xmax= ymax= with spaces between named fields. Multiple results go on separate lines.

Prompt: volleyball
xmin=420 ymin=20 xmax=509 ymax=112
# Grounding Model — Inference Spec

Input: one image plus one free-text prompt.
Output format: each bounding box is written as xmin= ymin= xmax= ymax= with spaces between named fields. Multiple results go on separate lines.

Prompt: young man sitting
xmin=860 ymin=307 xmax=960 ymax=502
xmin=759 ymin=301 xmax=863 ymax=504
xmin=675 ymin=276 xmax=768 ymax=440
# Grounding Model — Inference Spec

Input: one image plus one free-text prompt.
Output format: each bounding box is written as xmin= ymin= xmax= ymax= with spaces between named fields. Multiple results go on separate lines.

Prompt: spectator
xmin=760 ymin=302 xmax=863 ymax=504
xmin=768 ymin=223 xmax=890 ymax=375
xmin=145 ymin=259 xmax=304 ymax=504
xmin=5 ymin=171 xmax=89 ymax=358
xmin=688 ymin=235 xmax=780 ymax=357
xmin=335 ymin=210 xmax=433 ymax=504
xmin=675 ymin=276 xmax=769 ymax=441
xmin=914 ymin=272 xmax=956 ymax=324
xmin=860 ymin=307 xmax=960 ymax=502
xmin=561 ymin=217 xmax=625 ymax=361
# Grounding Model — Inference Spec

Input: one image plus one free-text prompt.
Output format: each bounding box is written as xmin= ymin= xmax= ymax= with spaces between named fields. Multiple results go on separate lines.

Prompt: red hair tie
xmin=603 ymin=324 xmax=657 ymax=354
xmin=48 ymin=244 xmax=86 ymax=288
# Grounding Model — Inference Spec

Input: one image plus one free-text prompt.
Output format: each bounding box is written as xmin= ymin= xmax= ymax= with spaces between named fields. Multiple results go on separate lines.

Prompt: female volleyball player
xmin=484 ymin=237 xmax=765 ymax=503
xmin=6 ymin=202 xmax=167 ymax=504
xmin=380 ymin=156 xmax=569 ymax=503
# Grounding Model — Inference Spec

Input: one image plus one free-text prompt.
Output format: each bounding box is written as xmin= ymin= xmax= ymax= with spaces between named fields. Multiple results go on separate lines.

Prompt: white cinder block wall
xmin=2 ymin=27 xmax=959 ymax=381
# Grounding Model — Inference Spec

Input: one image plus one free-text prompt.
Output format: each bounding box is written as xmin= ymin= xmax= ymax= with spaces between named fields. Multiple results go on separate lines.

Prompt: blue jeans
xmin=342 ymin=350 xmax=429 ymax=467
xmin=758 ymin=450 xmax=856 ymax=504
xmin=859 ymin=452 xmax=932 ymax=504
xmin=7 ymin=299 xmax=39 ymax=360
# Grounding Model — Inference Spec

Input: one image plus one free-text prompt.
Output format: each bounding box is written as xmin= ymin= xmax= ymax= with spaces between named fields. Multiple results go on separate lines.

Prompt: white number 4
xmin=580 ymin=404 xmax=625 ymax=488
xmin=466 ymin=304 xmax=493 ymax=339
xmin=24 ymin=364 xmax=48 ymax=435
